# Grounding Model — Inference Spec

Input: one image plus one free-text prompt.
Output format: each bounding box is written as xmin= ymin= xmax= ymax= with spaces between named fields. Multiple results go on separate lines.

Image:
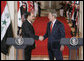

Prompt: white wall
xmin=40 ymin=1 xmax=45 ymax=9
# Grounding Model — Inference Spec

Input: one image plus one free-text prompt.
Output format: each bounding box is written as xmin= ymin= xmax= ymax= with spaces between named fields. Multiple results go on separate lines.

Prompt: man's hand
xmin=39 ymin=36 xmax=44 ymax=41
xmin=60 ymin=45 xmax=64 ymax=51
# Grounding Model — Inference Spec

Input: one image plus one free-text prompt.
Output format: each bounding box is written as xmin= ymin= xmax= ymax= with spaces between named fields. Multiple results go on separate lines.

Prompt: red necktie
xmin=50 ymin=22 xmax=53 ymax=32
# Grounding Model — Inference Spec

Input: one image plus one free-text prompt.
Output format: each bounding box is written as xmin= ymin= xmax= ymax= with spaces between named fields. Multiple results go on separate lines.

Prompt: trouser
xmin=38 ymin=9 xmax=41 ymax=17
xmin=48 ymin=43 xmax=63 ymax=60
xmin=24 ymin=48 xmax=32 ymax=60
xmin=64 ymin=11 xmax=66 ymax=17
xmin=72 ymin=20 xmax=76 ymax=27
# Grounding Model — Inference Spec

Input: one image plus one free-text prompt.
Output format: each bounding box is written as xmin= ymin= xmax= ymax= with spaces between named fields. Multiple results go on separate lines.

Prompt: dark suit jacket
xmin=22 ymin=20 xmax=39 ymax=50
xmin=44 ymin=20 xmax=65 ymax=49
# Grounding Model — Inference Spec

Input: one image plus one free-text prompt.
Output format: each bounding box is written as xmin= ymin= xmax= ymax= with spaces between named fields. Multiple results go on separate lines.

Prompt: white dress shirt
xmin=52 ymin=19 xmax=56 ymax=28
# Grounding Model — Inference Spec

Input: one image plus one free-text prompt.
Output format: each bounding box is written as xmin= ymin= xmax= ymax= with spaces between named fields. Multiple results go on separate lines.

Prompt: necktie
xmin=50 ymin=22 xmax=53 ymax=32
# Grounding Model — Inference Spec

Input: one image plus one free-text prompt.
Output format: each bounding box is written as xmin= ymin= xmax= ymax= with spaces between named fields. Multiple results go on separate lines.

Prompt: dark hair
xmin=25 ymin=12 xmax=31 ymax=19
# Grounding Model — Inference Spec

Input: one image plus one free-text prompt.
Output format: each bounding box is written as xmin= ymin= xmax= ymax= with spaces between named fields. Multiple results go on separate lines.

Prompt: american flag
xmin=27 ymin=1 xmax=34 ymax=12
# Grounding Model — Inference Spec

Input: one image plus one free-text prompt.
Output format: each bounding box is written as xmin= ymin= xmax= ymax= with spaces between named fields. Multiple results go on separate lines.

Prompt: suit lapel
xmin=27 ymin=20 xmax=35 ymax=34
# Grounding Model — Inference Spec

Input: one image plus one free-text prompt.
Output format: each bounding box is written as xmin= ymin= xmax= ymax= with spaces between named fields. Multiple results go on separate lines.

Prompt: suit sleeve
xmin=43 ymin=24 xmax=49 ymax=40
xmin=59 ymin=23 xmax=65 ymax=38
xmin=22 ymin=23 xmax=39 ymax=40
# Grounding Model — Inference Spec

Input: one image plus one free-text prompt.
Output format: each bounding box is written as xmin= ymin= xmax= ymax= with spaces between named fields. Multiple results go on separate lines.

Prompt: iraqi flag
xmin=17 ymin=1 xmax=22 ymax=27
xmin=1 ymin=1 xmax=13 ymax=55
xmin=18 ymin=1 xmax=28 ymax=24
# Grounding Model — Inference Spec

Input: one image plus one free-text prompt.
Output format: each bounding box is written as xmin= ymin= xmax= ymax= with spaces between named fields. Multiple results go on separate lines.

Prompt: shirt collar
xmin=52 ymin=19 xmax=56 ymax=24
xmin=28 ymin=20 xmax=32 ymax=24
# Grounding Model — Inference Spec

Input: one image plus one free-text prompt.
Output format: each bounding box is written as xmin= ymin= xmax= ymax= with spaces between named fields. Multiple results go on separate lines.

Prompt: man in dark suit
xmin=22 ymin=12 xmax=40 ymax=60
xmin=40 ymin=10 xmax=65 ymax=60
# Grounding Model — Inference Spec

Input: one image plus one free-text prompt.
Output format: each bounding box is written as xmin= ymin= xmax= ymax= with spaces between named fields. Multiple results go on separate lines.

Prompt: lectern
xmin=60 ymin=37 xmax=83 ymax=60
xmin=6 ymin=37 xmax=34 ymax=60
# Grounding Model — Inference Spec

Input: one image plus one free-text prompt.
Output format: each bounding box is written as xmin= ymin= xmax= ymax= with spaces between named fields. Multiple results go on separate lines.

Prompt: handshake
xmin=39 ymin=36 xmax=44 ymax=41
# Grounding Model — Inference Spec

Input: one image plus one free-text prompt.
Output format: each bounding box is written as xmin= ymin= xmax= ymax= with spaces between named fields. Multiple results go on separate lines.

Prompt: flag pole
xmin=14 ymin=1 xmax=18 ymax=60
xmin=6 ymin=1 xmax=17 ymax=60
xmin=14 ymin=1 xmax=18 ymax=37
xmin=7 ymin=1 xmax=14 ymax=37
